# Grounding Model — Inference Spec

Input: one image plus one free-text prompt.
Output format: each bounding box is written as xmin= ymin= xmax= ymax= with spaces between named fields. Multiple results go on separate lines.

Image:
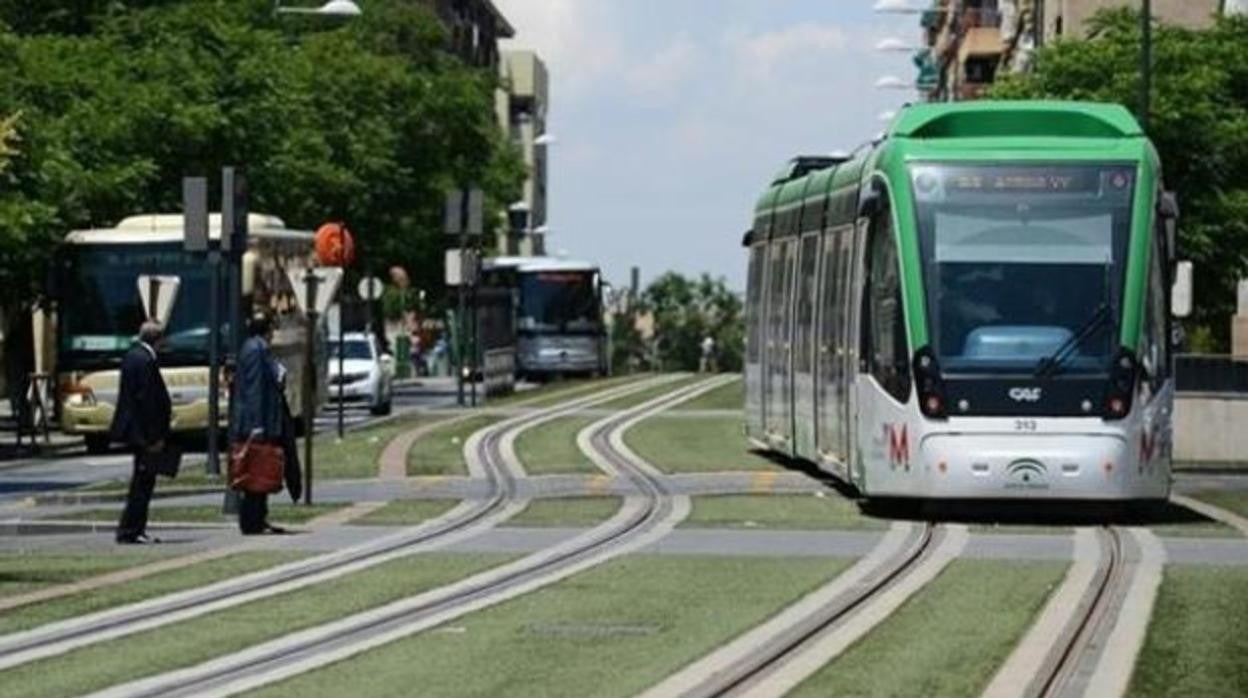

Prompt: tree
xmin=637 ymin=272 xmax=743 ymax=373
xmin=0 ymin=113 xmax=14 ymax=170
xmin=990 ymin=11 xmax=1248 ymax=350
xmin=0 ymin=0 xmax=525 ymax=309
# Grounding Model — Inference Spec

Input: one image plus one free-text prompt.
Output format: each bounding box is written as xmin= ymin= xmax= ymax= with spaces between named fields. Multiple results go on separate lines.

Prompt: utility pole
xmin=1141 ymin=0 xmax=1152 ymax=132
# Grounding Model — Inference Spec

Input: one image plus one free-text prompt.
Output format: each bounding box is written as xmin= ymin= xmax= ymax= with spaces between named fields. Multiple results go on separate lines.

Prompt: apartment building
xmin=417 ymin=0 xmax=514 ymax=69
xmin=916 ymin=0 xmax=1227 ymax=101
xmin=496 ymin=50 xmax=551 ymax=257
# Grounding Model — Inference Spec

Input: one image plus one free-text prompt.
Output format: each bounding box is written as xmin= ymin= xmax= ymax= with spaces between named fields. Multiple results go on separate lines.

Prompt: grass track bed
xmin=351 ymin=499 xmax=459 ymax=526
xmin=507 ymin=497 xmax=622 ymax=528
xmin=683 ymin=494 xmax=884 ymax=530
xmin=593 ymin=374 xmax=701 ymax=411
xmin=1129 ymin=566 xmax=1248 ymax=697
xmin=626 ymin=415 xmax=780 ymax=474
xmin=0 ymin=553 xmax=513 ymax=698
xmin=0 ymin=551 xmax=307 ymax=636
xmin=315 ymin=414 xmax=443 ymax=480
xmin=791 ymin=560 xmax=1066 ymax=698
xmin=488 ymin=374 xmax=642 ymax=408
xmin=252 ymin=555 xmax=852 ymax=698
xmin=407 ymin=415 xmax=502 ymax=477
xmin=52 ymin=502 xmax=347 ymax=526
xmin=514 ymin=415 xmax=597 ymax=475
xmin=1186 ymin=489 xmax=1248 ymax=519
xmin=671 ymin=376 xmax=743 ymax=411
xmin=0 ymin=551 xmax=170 ymax=600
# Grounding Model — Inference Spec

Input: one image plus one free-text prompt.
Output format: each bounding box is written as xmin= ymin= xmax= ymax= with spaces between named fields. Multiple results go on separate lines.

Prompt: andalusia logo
xmin=1005 ymin=458 xmax=1049 ymax=489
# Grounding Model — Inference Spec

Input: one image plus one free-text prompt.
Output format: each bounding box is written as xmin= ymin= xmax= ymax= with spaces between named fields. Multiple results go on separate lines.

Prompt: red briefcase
xmin=229 ymin=439 xmax=285 ymax=495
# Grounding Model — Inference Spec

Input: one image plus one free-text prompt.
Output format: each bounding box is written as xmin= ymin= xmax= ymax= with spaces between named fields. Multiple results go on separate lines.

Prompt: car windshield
xmin=330 ymin=340 xmax=373 ymax=361
xmin=518 ymin=271 xmax=601 ymax=333
xmin=911 ymin=164 xmax=1135 ymax=376
xmin=57 ymin=243 xmax=226 ymax=368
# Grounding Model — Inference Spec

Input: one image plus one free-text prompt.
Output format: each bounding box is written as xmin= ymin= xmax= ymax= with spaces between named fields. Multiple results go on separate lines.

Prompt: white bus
xmin=53 ymin=213 xmax=318 ymax=452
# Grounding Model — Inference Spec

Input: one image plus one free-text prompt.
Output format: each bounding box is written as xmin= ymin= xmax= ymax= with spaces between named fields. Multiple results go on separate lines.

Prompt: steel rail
xmin=1035 ymin=527 xmax=1124 ymax=698
xmin=0 ymin=374 xmax=676 ymax=672
xmin=689 ymin=522 xmax=938 ymax=698
xmin=84 ymin=375 xmax=731 ymax=698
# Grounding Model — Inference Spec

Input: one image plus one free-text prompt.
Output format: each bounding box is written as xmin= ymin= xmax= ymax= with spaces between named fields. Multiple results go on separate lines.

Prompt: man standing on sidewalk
xmin=110 ymin=321 xmax=172 ymax=545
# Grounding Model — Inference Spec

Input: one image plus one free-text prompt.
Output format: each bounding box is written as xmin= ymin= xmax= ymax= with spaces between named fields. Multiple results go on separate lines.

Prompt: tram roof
xmin=484 ymin=256 xmax=599 ymax=273
xmin=65 ymin=213 xmax=312 ymax=244
xmin=888 ymin=100 xmax=1143 ymax=140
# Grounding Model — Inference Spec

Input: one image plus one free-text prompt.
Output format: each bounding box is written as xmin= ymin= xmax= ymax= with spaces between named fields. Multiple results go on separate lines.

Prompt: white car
xmin=328 ymin=333 xmax=395 ymax=415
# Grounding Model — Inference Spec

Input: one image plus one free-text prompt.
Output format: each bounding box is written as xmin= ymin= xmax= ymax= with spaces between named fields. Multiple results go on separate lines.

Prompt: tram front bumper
xmin=916 ymin=432 xmax=1170 ymax=500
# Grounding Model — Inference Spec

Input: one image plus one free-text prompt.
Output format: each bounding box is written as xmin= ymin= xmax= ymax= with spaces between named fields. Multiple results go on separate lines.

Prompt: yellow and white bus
xmin=52 ymin=213 xmax=317 ymax=453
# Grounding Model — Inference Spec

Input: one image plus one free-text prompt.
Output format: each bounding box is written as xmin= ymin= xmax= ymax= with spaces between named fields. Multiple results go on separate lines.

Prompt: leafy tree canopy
xmin=621 ymin=272 xmax=743 ymax=373
xmin=0 ymin=0 xmax=525 ymax=307
xmin=0 ymin=113 xmax=14 ymax=170
xmin=990 ymin=10 xmax=1248 ymax=349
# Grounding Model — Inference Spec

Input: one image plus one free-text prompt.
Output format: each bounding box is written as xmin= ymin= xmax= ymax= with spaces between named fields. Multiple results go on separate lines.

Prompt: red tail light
xmin=1103 ymin=350 xmax=1137 ymax=421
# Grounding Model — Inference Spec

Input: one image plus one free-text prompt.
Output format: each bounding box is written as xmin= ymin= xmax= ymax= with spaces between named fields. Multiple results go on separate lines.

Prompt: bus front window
xmin=518 ymin=272 xmax=600 ymax=334
xmin=912 ymin=164 xmax=1135 ymax=377
xmin=59 ymin=244 xmax=222 ymax=367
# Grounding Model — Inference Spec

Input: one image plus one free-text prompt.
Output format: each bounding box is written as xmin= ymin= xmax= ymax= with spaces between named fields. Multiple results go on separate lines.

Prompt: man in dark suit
xmin=110 ymin=321 xmax=172 ymax=544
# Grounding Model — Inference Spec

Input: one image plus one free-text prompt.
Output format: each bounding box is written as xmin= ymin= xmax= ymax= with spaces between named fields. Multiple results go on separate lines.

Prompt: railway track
xmin=643 ymin=521 xmax=967 ymax=698
xmin=80 ymin=374 xmax=733 ymax=698
xmin=984 ymin=526 xmax=1165 ymax=698
xmin=0 ymin=373 xmax=677 ymax=673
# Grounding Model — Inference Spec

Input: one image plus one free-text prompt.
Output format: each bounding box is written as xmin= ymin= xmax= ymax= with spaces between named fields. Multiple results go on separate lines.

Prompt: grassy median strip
xmin=0 ymin=551 xmax=307 ymax=636
xmin=683 ymin=494 xmax=885 ymax=531
xmin=1186 ymin=489 xmax=1248 ymax=519
xmin=514 ymin=415 xmax=598 ymax=475
xmin=350 ymin=499 xmax=459 ymax=527
xmin=407 ymin=415 xmax=502 ymax=477
xmin=627 ymin=415 xmax=780 ymax=474
xmin=490 ymin=374 xmax=644 ymax=409
xmin=790 ymin=560 xmax=1066 ymax=698
xmin=315 ymin=414 xmax=444 ymax=480
xmin=507 ymin=497 xmax=622 ymax=528
xmin=0 ymin=551 xmax=169 ymax=600
xmin=53 ymin=502 xmax=347 ymax=526
xmin=253 ymin=554 xmax=852 ymax=698
xmin=594 ymin=374 xmax=701 ymax=412
xmin=671 ymin=376 xmax=743 ymax=411
xmin=0 ymin=553 xmax=514 ymax=698
xmin=1129 ymin=566 xmax=1248 ymax=698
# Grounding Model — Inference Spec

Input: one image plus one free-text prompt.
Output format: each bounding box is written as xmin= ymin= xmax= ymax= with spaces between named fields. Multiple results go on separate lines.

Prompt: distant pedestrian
xmin=110 ymin=321 xmax=172 ymax=545
xmin=409 ymin=332 xmax=424 ymax=377
xmin=700 ymin=335 xmax=717 ymax=373
xmin=230 ymin=314 xmax=298 ymax=535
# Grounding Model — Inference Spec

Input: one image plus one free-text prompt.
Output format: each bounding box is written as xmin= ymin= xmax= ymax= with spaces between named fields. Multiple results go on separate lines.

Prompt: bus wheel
xmin=84 ymin=434 xmax=111 ymax=455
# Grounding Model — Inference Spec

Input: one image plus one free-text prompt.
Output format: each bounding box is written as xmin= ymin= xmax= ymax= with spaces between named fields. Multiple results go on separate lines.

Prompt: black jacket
xmin=230 ymin=336 xmax=285 ymax=443
xmin=109 ymin=344 xmax=172 ymax=449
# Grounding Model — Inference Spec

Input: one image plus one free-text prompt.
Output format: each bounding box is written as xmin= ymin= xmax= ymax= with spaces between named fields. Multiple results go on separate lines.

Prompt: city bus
xmin=483 ymin=256 xmax=607 ymax=380
xmin=743 ymin=101 xmax=1188 ymax=503
xmin=53 ymin=214 xmax=317 ymax=452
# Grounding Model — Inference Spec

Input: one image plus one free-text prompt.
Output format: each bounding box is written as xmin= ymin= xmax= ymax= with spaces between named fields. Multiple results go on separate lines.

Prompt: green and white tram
xmin=743 ymin=101 xmax=1190 ymax=502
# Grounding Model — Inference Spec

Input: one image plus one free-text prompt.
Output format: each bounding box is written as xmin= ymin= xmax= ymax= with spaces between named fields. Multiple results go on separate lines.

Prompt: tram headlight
xmin=1103 ymin=349 xmax=1137 ymax=421
xmin=913 ymin=347 xmax=948 ymax=420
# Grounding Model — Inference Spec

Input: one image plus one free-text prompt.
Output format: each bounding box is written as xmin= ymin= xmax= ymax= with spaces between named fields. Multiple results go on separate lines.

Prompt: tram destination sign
xmin=917 ymin=165 xmax=1134 ymax=200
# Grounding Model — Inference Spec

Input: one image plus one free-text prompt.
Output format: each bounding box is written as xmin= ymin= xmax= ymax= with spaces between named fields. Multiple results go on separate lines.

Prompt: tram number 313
xmin=1014 ymin=419 xmax=1038 ymax=432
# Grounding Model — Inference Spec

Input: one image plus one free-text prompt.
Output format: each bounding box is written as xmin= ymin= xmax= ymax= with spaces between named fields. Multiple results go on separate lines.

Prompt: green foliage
xmin=632 ymin=272 xmax=744 ymax=372
xmin=0 ymin=0 xmax=525 ymax=307
xmin=990 ymin=11 xmax=1248 ymax=348
xmin=0 ymin=113 xmax=14 ymax=169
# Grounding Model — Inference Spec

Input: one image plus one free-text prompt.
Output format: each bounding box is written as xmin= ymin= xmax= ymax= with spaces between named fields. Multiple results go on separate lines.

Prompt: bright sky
xmin=493 ymin=1 xmax=919 ymax=291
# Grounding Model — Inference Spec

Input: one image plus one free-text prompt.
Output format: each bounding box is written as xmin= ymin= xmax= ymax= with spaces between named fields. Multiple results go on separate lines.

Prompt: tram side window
xmin=795 ymin=235 xmax=819 ymax=373
xmin=862 ymin=195 xmax=911 ymax=403
xmin=746 ymin=246 xmax=765 ymax=363
xmin=1141 ymin=238 xmax=1169 ymax=392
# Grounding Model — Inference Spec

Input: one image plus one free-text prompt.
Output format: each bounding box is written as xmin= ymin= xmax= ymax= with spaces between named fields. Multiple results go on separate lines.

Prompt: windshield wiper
xmin=1034 ymin=303 xmax=1113 ymax=379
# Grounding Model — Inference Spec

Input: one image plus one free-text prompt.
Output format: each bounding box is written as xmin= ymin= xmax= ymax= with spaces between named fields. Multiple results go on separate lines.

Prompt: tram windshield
xmin=57 ymin=243 xmax=226 ymax=369
xmin=911 ymin=164 xmax=1135 ymax=376
xmin=518 ymin=271 xmax=601 ymax=334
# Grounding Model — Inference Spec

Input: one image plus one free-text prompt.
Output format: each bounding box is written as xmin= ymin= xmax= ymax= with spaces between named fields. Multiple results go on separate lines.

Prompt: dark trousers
xmin=116 ymin=454 xmax=157 ymax=541
xmin=238 ymin=492 xmax=269 ymax=534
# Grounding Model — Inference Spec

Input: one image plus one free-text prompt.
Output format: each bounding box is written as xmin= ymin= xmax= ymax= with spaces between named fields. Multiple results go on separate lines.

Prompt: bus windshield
xmin=518 ymin=271 xmax=601 ymax=333
xmin=57 ymin=243 xmax=226 ymax=368
xmin=911 ymin=164 xmax=1135 ymax=376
